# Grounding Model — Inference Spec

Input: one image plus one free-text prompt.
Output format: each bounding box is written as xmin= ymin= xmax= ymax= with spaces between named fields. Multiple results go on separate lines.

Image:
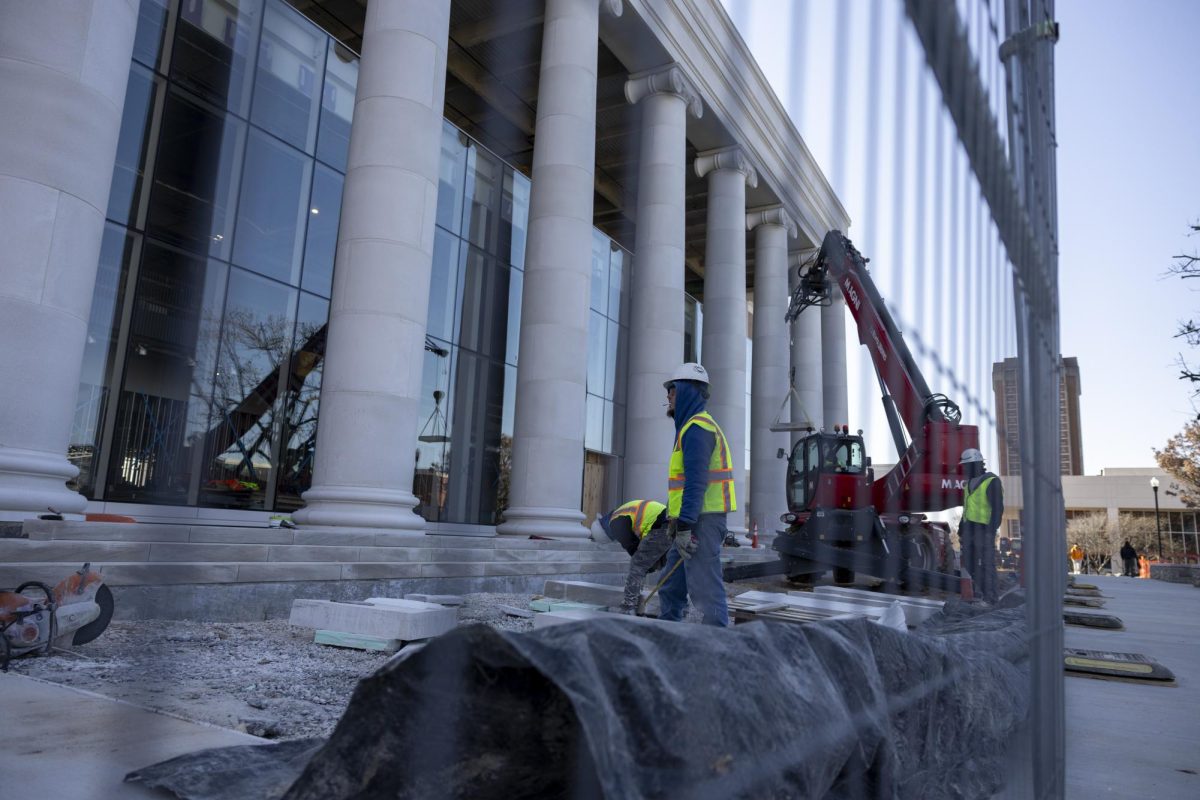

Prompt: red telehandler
xmin=725 ymin=230 xmax=979 ymax=593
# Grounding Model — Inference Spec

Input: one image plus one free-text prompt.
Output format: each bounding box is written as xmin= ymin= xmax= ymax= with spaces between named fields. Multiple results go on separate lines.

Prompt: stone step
xmin=0 ymin=537 xmax=631 ymax=565
xmin=21 ymin=519 xmax=625 ymax=551
xmin=0 ymin=559 xmax=628 ymax=587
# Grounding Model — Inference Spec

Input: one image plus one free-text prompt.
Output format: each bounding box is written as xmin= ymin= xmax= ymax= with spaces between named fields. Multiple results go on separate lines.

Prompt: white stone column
xmin=695 ymin=147 xmax=757 ymax=535
xmin=0 ymin=0 xmax=138 ymax=520
xmin=622 ymin=64 xmax=703 ymax=504
xmin=822 ymin=294 xmax=850 ymax=429
xmin=790 ymin=249 xmax=824 ymax=444
xmin=293 ymin=0 xmax=451 ymax=531
xmin=498 ymin=0 xmax=623 ymax=539
xmin=747 ymin=208 xmax=796 ymax=543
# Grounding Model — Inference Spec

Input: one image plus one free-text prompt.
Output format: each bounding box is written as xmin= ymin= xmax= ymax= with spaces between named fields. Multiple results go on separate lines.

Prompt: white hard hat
xmin=664 ymin=362 xmax=710 ymax=389
xmin=959 ymin=448 xmax=984 ymax=465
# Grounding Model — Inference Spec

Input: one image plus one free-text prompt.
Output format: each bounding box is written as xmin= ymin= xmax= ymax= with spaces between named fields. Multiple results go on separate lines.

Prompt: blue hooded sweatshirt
xmin=671 ymin=380 xmax=717 ymax=527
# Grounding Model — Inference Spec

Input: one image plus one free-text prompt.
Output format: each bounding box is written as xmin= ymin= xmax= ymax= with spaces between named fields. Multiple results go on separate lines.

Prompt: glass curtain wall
xmin=72 ymin=0 xmax=633 ymax=523
xmin=69 ymin=0 xmax=352 ymax=511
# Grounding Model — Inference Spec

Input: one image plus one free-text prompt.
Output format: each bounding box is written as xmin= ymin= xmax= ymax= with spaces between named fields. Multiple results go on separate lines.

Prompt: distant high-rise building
xmin=992 ymin=357 xmax=1083 ymax=476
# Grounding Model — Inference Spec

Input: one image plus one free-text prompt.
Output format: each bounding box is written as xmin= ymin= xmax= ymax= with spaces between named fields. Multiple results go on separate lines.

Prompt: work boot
xmin=723 ymin=533 xmax=740 ymax=547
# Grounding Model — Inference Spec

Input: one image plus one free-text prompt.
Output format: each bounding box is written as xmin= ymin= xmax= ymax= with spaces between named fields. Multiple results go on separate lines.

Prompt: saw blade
xmin=72 ymin=583 xmax=113 ymax=646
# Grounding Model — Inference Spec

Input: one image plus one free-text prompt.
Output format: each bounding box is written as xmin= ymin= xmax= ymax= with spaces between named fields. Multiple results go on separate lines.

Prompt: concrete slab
xmin=1064 ymin=576 xmax=1200 ymax=799
xmin=542 ymin=579 xmax=641 ymax=606
xmin=532 ymin=608 xmax=663 ymax=629
xmin=289 ymin=598 xmax=456 ymax=640
xmin=735 ymin=590 xmax=888 ymax=620
xmin=0 ymin=672 xmax=264 ymax=798
xmin=403 ymin=593 xmax=465 ymax=606
xmin=808 ymin=586 xmax=943 ymax=626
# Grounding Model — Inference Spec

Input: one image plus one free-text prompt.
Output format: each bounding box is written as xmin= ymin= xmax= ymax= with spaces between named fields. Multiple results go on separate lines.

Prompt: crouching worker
xmin=599 ymin=499 xmax=696 ymax=615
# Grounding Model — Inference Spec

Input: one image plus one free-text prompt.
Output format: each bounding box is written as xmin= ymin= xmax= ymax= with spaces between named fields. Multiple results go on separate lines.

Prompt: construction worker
xmin=1068 ymin=543 xmax=1084 ymax=575
xmin=959 ymin=448 xmax=1004 ymax=603
xmin=598 ymin=499 xmax=681 ymax=614
xmin=660 ymin=363 xmax=736 ymax=626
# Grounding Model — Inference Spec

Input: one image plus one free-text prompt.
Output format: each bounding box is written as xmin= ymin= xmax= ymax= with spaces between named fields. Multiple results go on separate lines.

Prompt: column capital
xmin=600 ymin=0 xmax=623 ymax=18
xmin=790 ymin=247 xmax=820 ymax=270
xmin=746 ymin=206 xmax=798 ymax=238
xmin=625 ymin=63 xmax=703 ymax=118
xmin=694 ymin=146 xmax=758 ymax=187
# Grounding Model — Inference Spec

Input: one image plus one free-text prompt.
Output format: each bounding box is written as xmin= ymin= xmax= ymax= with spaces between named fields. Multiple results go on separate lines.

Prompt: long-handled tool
xmin=635 ymin=557 xmax=685 ymax=616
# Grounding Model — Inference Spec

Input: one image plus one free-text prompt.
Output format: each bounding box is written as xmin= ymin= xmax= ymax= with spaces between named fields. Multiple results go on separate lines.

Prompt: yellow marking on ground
xmin=1064 ymin=657 xmax=1153 ymax=674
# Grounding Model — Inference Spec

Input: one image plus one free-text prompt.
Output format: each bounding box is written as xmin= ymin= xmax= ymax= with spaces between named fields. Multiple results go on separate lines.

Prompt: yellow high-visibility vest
xmin=611 ymin=499 xmax=667 ymax=539
xmin=667 ymin=412 xmax=737 ymax=517
xmin=963 ymin=475 xmax=995 ymax=525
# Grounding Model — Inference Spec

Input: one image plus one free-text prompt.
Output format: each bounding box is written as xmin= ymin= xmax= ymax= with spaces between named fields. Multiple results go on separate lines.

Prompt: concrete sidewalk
xmin=0 ymin=672 xmax=266 ymax=799
xmin=1064 ymin=576 xmax=1200 ymax=798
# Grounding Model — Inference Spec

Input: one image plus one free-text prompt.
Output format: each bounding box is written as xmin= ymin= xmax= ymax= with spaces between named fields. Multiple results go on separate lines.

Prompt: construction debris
xmin=127 ymin=603 xmax=1031 ymax=800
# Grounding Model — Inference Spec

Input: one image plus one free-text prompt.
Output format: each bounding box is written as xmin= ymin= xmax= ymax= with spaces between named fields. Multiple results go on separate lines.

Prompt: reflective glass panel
xmin=106 ymin=244 xmax=228 ymax=504
xmin=251 ymin=0 xmax=324 ymax=152
xmin=147 ymin=88 xmax=246 ymax=258
xmin=133 ymin=0 xmax=171 ymax=71
xmin=172 ymin=0 xmax=263 ymax=117
xmin=445 ymin=351 xmax=507 ymax=525
xmin=587 ymin=310 xmax=606 ymax=396
xmin=414 ymin=345 xmax=454 ymax=522
xmin=458 ymin=248 xmax=510 ymax=360
xmin=275 ymin=292 xmax=328 ymax=510
xmin=605 ymin=319 xmax=625 ymax=403
xmin=585 ymin=394 xmax=604 ymax=452
xmin=426 ymin=228 xmax=463 ymax=344
xmin=437 ymin=122 xmax=467 ymax=233
xmin=498 ymin=363 xmax=517 ymax=516
xmin=590 ymin=231 xmax=609 ymax=315
xmin=107 ymin=64 xmax=158 ymax=227
xmin=232 ymin=129 xmax=312 ymax=285
xmin=316 ymin=42 xmax=357 ymax=171
xmin=609 ymin=247 xmax=627 ymax=325
xmin=300 ymin=164 xmax=343 ymax=297
xmin=69 ymin=226 xmax=139 ymax=496
xmin=505 ymin=267 xmax=522 ymax=366
xmin=462 ymin=146 xmax=502 ymax=254
xmin=508 ymin=171 xmax=530 ymax=268
xmin=201 ymin=268 xmax=298 ymax=510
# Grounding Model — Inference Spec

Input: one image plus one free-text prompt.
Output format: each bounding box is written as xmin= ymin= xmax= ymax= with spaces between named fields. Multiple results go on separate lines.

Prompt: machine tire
xmin=902 ymin=530 xmax=937 ymax=573
xmin=72 ymin=583 xmax=114 ymax=646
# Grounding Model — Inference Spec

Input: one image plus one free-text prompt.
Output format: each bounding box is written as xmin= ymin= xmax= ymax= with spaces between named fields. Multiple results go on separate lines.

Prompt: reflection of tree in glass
xmin=203 ymin=309 xmax=326 ymax=508
xmin=495 ymin=434 xmax=512 ymax=524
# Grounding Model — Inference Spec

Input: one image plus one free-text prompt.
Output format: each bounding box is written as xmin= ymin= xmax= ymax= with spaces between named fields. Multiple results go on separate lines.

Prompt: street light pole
xmin=1150 ymin=477 xmax=1163 ymax=561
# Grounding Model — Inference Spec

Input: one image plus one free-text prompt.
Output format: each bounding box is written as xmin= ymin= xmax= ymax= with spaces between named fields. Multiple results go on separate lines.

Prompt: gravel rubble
xmin=7 ymin=582 xmax=791 ymax=740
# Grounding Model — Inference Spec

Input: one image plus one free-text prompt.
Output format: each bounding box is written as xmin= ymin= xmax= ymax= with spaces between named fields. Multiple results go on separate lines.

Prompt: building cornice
xmin=624 ymin=0 xmax=850 ymax=246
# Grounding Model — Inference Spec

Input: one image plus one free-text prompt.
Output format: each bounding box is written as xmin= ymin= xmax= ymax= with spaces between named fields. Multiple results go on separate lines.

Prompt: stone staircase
xmin=0 ymin=519 xmax=778 ymax=621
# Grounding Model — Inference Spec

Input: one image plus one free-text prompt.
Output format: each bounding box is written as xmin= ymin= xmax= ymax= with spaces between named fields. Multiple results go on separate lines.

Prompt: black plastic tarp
xmin=128 ymin=602 xmax=1028 ymax=800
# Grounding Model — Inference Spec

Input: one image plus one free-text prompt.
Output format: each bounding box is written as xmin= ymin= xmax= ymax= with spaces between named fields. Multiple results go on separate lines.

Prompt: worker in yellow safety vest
xmin=597 ymin=499 xmax=678 ymax=614
xmin=959 ymin=448 xmax=1004 ymax=603
xmin=659 ymin=362 xmax=736 ymax=626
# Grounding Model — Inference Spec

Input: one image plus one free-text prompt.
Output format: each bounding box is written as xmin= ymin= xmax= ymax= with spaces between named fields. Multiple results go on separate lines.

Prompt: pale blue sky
xmin=726 ymin=0 xmax=1200 ymax=473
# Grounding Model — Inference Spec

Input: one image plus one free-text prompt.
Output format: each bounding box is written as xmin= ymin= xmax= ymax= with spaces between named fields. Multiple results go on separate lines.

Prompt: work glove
xmin=670 ymin=518 xmax=699 ymax=560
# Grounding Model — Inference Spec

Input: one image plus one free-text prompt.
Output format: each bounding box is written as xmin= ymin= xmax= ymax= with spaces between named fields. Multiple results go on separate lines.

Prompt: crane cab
xmin=786 ymin=431 xmax=873 ymax=514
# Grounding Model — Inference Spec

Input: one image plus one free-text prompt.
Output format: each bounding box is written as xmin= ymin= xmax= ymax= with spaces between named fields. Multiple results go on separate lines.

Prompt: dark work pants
xmin=1123 ymin=557 xmax=1137 ymax=577
xmin=657 ymin=513 xmax=730 ymax=626
xmin=960 ymin=521 xmax=998 ymax=602
xmin=620 ymin=526 xmax=673 ymax=613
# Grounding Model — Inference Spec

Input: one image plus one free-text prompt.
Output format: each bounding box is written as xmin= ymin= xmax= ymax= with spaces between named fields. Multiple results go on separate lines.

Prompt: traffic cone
xmin=751 ymin=520 xmax=759 ymax=549
xmin=960 ymin=568 xmax=975 ymax=601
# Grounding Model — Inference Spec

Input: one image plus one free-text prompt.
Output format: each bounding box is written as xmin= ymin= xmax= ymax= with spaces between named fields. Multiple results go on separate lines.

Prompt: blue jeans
xmin=657 ymin=513 xmax=729 ymax=626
